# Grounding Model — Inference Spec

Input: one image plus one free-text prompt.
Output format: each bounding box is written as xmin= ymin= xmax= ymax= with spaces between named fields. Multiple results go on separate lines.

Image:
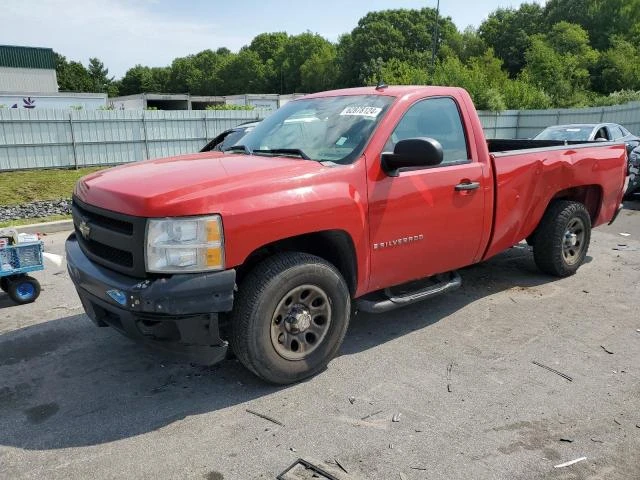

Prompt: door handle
xmin=455 ymin=181 xmax=480 ymax=191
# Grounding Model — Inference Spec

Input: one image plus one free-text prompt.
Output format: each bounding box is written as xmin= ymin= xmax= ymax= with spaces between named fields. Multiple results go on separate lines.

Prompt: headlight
xmin=145 ymin=215 xmax=224 ymax=273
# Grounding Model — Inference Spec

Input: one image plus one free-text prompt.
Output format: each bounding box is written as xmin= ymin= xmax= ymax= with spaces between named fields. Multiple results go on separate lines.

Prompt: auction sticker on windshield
xmin=340 ymin=106 xmax=382 ymax=117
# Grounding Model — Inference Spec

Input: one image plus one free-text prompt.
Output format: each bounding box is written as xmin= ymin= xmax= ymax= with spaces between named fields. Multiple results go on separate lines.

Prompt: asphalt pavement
xmin=1 ymin=201 xmax=639 ymax=480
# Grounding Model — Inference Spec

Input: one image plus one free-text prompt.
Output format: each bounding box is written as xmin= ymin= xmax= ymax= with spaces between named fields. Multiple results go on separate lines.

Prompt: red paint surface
xmin=75 ymin=86 xmax=627 ymax=296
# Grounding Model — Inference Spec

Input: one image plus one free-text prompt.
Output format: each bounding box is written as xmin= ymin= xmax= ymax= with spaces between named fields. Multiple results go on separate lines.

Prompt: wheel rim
xmin=270 ymin=284 xmax=332 ymax=361
xmin=562 ymin=217 xmax=586 ymax=265
xmin=16 ymin=282 xmax=35 ymax=300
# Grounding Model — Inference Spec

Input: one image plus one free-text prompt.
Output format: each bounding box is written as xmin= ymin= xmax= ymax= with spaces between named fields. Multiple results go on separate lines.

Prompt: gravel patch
xmin=0 ymin=199 xmax=71 ymax=222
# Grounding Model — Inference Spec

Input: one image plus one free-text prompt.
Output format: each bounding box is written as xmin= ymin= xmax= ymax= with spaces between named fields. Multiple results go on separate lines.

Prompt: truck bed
xmin=482 ymin=142 xmax=627 ymax=260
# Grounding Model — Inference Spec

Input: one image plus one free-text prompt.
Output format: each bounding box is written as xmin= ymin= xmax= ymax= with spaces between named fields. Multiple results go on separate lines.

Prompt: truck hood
xmin=75 ymin=152 xmax=327 ymax=217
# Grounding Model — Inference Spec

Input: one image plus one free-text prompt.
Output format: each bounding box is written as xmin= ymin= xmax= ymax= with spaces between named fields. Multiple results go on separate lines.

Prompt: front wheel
xmin=533 ymin=200 xmax=591 ymax=277
xmin=230 ymin=252 xmax=351 ymax=384
xmin=7 ymin=276 xmax=41 ymax=304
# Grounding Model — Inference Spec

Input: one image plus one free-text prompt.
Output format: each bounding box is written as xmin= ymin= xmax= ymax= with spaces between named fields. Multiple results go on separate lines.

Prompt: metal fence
xmin=478 ymin=101 xmax=640 ymax=139
xmin=0 ymin=109 xmax=266 ymax=170
xmin=2 ymin=101 xmax=640 ymax=170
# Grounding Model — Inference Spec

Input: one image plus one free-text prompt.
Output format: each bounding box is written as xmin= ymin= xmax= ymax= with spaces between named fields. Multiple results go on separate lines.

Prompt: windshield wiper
xmin=223 ymin=144 xmax=252 ymax=154
xmin=253 ymin=148 xmax=311 ymax=160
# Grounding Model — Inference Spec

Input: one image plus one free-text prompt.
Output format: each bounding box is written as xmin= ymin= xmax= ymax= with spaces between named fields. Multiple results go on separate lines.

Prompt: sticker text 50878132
xmin=339 ymin=106 xmax=382 ymax=118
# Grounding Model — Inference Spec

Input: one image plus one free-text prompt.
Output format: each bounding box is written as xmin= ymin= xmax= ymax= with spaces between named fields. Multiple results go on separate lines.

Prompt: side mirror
xmin=381 ymin=138 xmax=443 ymax=177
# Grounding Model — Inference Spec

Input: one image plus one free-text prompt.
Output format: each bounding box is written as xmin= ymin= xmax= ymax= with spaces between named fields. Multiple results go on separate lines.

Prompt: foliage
xmin=51 ymin=2 xmax=640 ymax=111
xmin=591 ymin=90 xmax=640 ymax=107
xmin=118 ymin=65 xmax=170 ymax=95
xmin=339 ymin=8 xmax=459 ymax=85
xmin=593 ymin=37 xmax=640 ymax=93
xmin=87 ymin=58 xmax=116 ymax=95
xmin=205 ymin=104 xmax=255 ymax=110
xmin=521 ymin=23 xmax=598 ymax=107
xmin=478 ymin=3 xmax=545 ymax=76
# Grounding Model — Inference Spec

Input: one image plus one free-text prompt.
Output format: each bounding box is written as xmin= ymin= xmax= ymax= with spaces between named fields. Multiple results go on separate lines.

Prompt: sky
xmin=2 ymin=0 xmax=545 ymax=79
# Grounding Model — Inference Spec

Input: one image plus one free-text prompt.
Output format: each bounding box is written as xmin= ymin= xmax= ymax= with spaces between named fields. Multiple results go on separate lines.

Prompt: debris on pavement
xmin=277 ymin=458 xmax=342 ymax=480
xmin=348 ymin=396 xmax=356 ymax=405
xmin=410 ymin=466 xmax=428 ymax=471
xmin=392 ymin=413 xmax=402 ymax=423
xmin=600 ymin=345 xmax=614 ymax=354
xmin=290 ymin=447 xmax=297 ymax=452
xmin=554 ymin=457 xmax=587 ymax=468
xmin=559 ymin=438 xmax=574 ymax=443
xmin=399 ymin=473 xmax=407 ymax=480
xmin=446 ymin=361 xmax=455 ymax=392
xmin=619 ymin=232 xmax=631 ymax=237
xmin=360 ymin=410 xmax=383 ymax=421
xmin=613 ymin=244 xmax=638 ymax=251
xmin=613 ymin=419 xmax=621 ymax=426
xmin=246 ymin=408 xmax=284 ymax=427
xmin=334 ymin=458 xmax=348 ymax=474
xmin=590 ymin=438 xmax=604 ymax=443
xmin=532 ymin=361 xmax=573 ymax=382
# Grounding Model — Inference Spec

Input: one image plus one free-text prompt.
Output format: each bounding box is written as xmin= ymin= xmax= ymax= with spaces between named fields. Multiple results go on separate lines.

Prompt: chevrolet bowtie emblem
xmin=78 ymin=220 xmax=91 ymax=239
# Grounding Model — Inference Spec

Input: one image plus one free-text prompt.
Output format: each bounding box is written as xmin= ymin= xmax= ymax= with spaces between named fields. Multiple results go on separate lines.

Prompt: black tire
xmin=0 ymin=277 xmax=8 ymax=293
xmin=533 ymin=200 xmax=591 ymax=277
xmin=7 ymin=276 xmax=41 ymax=304
xmin=230 ymin=252 xmax=351 ymax=384
xmin=525 ymin=233 xmax=536 ymax=247
xmin=623 ymin=188 xmax=638 ymax=201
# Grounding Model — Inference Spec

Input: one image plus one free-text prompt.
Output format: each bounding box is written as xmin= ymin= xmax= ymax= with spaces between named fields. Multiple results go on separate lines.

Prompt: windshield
xmin=233 ymin=95 xmax=395 ymax=164
xmin=534 ymin=125 xmax=594 ymax=141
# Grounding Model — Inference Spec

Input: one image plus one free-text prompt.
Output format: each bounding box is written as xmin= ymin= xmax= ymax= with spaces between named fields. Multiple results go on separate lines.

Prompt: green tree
xmin=432 ymin=54 xmax=507 ymax=111
xmin=118 ymin=65 xmax=170 ymax=95
xmin=166 ymin=55 xmax=202 ymax=93
xmin=544 ymin=0 xmax=640 ymax=51
xmin=478 ymin=3 xmax=545 ymax=77
xmin=218 ymin=49 xmax=266 ymax=94
xmin=87 ymin=57 xmax=115 ymax=95
xmin=279 ymin=32 xmax=334 ymax=92
xmin=363 ymin=58 xmax=429 ymax=86
xmin=341 ymin=8 xmax=459 ymax=86
xmin=300 ymin=43 xmax=340 ymax=92
xmin=594 ymin=37 xmax=640 ymax=93
xmin=54 ymin=52 xmax=93 ymax=92
xmin=247 ymin=32 xmax=290 ymax=93
xmin=454 ymin=27 xmax=488 ymax=63
xmin=521 ymin=25 xmax=597 ymax=107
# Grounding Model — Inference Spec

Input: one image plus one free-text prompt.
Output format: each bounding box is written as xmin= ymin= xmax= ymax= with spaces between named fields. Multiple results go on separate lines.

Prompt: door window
xmin=608 ymin=125 xmax=624 ymax=140
xmin=384 ymin=97 xmax=469 ymax=165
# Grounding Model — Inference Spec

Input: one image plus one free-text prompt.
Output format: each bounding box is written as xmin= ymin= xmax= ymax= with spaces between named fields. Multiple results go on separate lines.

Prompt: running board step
xmin=356 ymin=271 xmax=461 ymax=313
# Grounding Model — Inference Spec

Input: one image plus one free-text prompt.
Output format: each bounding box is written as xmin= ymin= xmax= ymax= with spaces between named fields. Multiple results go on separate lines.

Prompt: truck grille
xmin=72 ymin=196 xmax=147 ymax=277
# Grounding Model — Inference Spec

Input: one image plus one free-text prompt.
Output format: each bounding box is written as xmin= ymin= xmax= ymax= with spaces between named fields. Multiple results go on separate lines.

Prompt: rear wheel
xmin=230 ymin=252 xmax=350 ymax=384
xmin=533 ymin=201 xmax=591 ymax=277
xmin=7 ymin=276 xmax=41 ymax=304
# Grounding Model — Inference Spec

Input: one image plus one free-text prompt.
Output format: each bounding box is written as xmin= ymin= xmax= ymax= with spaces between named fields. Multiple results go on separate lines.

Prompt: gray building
xmin=109 ymin=92 xmax=307 ymax=111
xmin=0 ymin=45 xmax=58 ymax=93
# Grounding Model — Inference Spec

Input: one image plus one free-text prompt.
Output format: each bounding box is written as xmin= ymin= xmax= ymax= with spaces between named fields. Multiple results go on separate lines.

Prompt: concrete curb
xmin=14 ymin=219 xmax=74 ymax=235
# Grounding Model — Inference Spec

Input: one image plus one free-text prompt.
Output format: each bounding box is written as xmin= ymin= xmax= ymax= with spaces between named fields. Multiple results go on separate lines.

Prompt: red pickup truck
xmin=66 ymin=86 xmax=627 ymax=384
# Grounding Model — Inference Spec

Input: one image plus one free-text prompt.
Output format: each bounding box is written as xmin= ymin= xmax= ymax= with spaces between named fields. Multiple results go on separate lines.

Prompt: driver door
xmin=367 ymin=97 xmax=487 ymax=291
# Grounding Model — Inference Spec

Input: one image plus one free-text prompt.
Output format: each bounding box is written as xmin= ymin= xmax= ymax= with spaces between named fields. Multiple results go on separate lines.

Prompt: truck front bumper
xmin=66 ymin=234 xmax=236 ymax=365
